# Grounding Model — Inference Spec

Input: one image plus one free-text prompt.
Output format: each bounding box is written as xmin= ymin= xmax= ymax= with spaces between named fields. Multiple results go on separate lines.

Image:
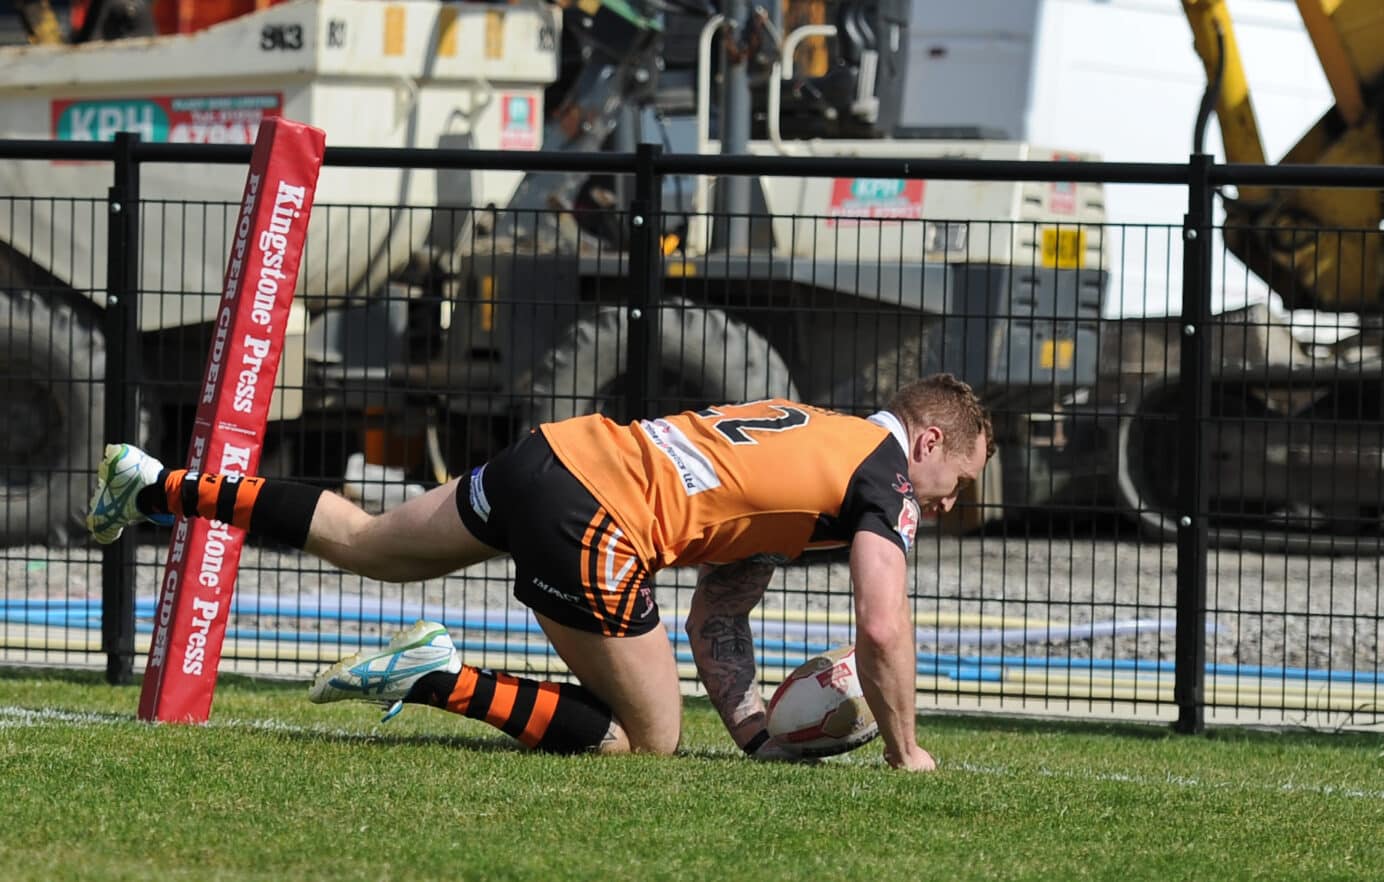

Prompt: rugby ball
xmin=766 ymin=645 xmax=879 ymax=757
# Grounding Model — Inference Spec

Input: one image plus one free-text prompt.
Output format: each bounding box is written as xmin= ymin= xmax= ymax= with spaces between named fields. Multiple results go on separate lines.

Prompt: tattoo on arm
xmin=697 ymin=559 xmax=775 ymax=603
xmin=698 ymin=615 xmax=759 ymax=726
xmin=687 ymin=560 xmax=776 ymax=747
xmin=702 ymin=616 xmax=753 ymax=661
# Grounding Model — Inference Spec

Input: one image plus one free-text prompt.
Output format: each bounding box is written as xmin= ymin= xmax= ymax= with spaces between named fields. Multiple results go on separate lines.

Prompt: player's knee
xmin=622 ymin=713 xmax=682 ymax=755
xmin=626 ymin=729 xmax=680 ymax=755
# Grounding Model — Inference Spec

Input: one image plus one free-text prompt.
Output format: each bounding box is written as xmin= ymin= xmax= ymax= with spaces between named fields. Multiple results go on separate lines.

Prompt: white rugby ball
xmin=766 ymin=645 xmax=880 ymax=758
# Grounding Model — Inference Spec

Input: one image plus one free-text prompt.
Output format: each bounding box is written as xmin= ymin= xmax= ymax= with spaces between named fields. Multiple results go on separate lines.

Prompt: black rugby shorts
xmin=455 ymin=430 xmax=659 ymax=637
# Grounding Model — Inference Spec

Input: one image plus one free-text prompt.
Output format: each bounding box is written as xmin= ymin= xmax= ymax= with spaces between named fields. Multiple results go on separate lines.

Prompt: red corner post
xmin=138 ymin=118 xmax=325 ymax=722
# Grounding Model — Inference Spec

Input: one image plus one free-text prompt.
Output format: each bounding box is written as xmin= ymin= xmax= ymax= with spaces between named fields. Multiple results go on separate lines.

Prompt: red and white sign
xmin=827 ymin=178 xmax=925 ymax=225
xmin=500 ymin=93 xmax=538 ymax=150
xmin=1049 ymin=151 xmax=1081 ymax=215
xmin=1049 ymin=181 xmax=1077 ymax=215
xmin=52 ymin=94 xmax=283 ymax=144
xmin=138 ymin=117 xmax=325 ymax=724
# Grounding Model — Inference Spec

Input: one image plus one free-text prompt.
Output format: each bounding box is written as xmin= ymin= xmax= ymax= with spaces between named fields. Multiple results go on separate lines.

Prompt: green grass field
xmin=2 ymin=668 xmax=1382 ymax=882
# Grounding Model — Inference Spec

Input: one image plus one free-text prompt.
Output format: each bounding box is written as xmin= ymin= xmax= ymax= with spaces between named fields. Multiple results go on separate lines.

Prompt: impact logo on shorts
xmin=531 ymin=576 xmax=582 ymax=604
xmin=896 ymin=497 xmax=921 ymax=552
xmin=469 ymin=464 xmax=491 ymax=522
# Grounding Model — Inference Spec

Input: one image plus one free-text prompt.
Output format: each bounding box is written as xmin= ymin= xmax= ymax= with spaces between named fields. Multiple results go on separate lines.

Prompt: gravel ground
xmin=4 ymin=532 xmax=1380 ymax=674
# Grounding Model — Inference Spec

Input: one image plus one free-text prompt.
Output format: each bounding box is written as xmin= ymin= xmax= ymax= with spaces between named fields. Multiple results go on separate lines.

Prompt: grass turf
xmin=2 ymin=668 xmax=1382 ymax=881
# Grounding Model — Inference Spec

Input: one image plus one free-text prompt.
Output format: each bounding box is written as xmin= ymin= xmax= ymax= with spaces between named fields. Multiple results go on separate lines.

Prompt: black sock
xmin=136 ymin=468 xmax=323 ymax=549
xmin=406 ymin=668 xmax=614 ymax=754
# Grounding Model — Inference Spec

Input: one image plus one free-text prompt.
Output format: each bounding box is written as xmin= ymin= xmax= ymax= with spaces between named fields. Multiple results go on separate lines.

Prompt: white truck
xmin=0 ymin=0 xmax=558 ymax=541
xmin=0 ymin=0 xmax=1107 ymax=544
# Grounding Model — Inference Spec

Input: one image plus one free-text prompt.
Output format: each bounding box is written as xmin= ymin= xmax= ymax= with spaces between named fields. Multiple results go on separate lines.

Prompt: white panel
xmin=1026 ymin=0 xmax=1332 ymax=316
xmin=899 ymin=0 xmax=1042 ymax=138
xmin=899 ymin=36 xmax=1035 ymax=138
xmin=0 ymin=0 xmax=560 ymax=315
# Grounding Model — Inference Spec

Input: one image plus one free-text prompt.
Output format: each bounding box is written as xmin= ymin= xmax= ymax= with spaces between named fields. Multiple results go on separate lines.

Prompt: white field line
xmin=943 ymin=759 xmax=1384 ymax=802
xmin=0 ymin=705 xmax=365 ymax=740
xmin=5 ymin=705 xmax=1382 ymax=802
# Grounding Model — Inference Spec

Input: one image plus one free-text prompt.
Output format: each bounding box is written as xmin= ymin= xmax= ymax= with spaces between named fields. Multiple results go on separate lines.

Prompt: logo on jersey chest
xmin=896 ymin=497 xmax=921 ymax=551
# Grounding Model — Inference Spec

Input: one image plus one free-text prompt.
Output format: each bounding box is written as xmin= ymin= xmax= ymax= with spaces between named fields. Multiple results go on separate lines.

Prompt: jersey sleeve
xmin=839 ymin=437 xmax=922 ymax=554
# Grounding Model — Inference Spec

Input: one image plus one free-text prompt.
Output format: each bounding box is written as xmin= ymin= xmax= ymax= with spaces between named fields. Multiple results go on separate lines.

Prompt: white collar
xmin=866 ymin=410 xmax=909 ymax=457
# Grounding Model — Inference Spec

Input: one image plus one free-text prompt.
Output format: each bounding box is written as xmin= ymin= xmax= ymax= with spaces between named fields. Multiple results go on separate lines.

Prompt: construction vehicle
xmin=1108 ymin=0 xmax=1384 ymax=545
xmin=0 ymin=0 xmax=561 ymax=542
xmin=0 ymin=0 xmax=1106 ymax=545
xmin=347 ymin=0 xmax=1105 ymax=530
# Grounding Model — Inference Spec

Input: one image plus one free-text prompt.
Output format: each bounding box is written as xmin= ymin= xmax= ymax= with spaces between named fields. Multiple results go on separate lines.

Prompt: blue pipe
xmin=8 ymin=598 xmax=1381 ymax=686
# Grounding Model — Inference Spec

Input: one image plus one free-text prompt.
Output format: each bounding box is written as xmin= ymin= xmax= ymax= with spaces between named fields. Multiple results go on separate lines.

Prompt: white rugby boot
xmin=86 ymin=443 xmax=166 ymax=544
xmin=308 ymin=620 xmax=462 ymax=721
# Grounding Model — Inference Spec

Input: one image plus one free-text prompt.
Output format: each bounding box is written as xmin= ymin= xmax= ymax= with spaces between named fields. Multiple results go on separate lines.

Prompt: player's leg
xmin=310 ymin=430 xmax=682 ymax=754
xmin=314 ymin=614 xmax=680 ymax=755
xmin=531 ymin=611 xmax=682 ymax=754
xmin=409 ymin=432 xmax=682 ymax=754
xmin=332 ymin=613 xmax=680 ymax=756
xmin=87 ymin=443 xmax=501 ymax=580
xmin=300 ymin=483 xmax=499 ymax=581
xmin=309 ymin=614 xmax=677 ymax=755
xmin=489 ymin=441 xmax=681 ymax=753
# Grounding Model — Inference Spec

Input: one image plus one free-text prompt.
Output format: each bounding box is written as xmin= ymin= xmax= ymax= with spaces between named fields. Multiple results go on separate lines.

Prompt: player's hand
xmin=885 ymin=744 xmax=937 ymax=772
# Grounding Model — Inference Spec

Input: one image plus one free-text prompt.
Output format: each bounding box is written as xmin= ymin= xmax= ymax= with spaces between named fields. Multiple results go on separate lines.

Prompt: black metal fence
xmin=2 ymin=136 xmax=1381 ymax=732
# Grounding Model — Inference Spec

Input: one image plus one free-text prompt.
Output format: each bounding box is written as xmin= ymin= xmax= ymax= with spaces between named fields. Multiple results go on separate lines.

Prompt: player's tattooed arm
xmin=685 ymin=559 xmax=775 ymax=751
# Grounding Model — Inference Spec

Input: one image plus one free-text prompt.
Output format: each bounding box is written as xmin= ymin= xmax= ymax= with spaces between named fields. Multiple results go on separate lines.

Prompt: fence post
xmin=625 ymin=143 xmax=663 ymax=421
xmin=1174 ymin=152 xmax=1214 ymax=734
xmin=100 ymin=132 xmax=142 ymax=686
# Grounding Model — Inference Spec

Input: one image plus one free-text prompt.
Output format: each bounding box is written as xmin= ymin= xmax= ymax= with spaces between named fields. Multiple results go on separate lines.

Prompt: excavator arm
xmin=15 ymin=0 xmax=157 ymax=44
xmin=1181 ymin=0 xmax=1384 ymax=313
xmin=16 ymin=0 xmax=64 ymax=44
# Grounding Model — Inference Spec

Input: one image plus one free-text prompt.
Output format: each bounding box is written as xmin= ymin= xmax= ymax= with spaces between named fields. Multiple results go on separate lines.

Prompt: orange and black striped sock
xmin=406 ymin=667 xmax=613 ymax=754
xmin=136 ymin=469 xmax=324 ymax=549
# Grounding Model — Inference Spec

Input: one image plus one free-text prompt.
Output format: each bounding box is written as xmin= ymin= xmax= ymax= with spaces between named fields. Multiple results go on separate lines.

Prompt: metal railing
xmin=1 ymin=136 xmax=1381 ymax=732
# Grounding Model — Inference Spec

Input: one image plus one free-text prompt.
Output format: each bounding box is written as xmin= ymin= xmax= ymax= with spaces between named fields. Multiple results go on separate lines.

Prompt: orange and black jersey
xmin=540 ymin=400 xmax=923 ymax=570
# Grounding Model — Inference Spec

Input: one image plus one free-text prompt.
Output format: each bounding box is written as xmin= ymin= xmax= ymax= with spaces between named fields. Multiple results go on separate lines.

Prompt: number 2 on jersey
xmin=698 ymin=402 xmax=810 ymax=445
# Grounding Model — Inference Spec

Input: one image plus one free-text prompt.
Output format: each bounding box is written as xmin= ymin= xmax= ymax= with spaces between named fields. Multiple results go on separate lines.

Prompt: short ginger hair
xmin=887 ymin=373 xmax=995 ymax=459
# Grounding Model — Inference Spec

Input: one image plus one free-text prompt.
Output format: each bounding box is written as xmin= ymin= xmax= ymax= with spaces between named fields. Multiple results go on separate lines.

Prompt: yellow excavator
xmin=1115 ymin=1 xmax=1383 ymax=547
xmin=16 ymin=0 xmax=158 ymax=44
xmin=1182 ymin=0 xmax=1384 ymax=312
xmin=15 ymin=0 xmax=63 ymax=44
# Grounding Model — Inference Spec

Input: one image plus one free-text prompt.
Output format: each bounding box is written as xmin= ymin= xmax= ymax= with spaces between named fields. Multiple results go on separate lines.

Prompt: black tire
xmin=521 ymin=298 xmax=798 ymax=427
xmin=1114 ymin=387 xmax=1180 ymax=543
xmin=0 ymin=289 xmax=105 ymax=546
xmin=1113 ymin=379 xmax=1377 ymax=553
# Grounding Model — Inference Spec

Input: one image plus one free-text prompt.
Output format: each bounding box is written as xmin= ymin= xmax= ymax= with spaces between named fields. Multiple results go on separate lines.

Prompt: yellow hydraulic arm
xmin=1181 ymin=0 xmax=1269 ymax=167
xmin=17 ymin=0 xmax=64 ymax=44
xmin=1181 ymin=0 xmax=1384 ymax=313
